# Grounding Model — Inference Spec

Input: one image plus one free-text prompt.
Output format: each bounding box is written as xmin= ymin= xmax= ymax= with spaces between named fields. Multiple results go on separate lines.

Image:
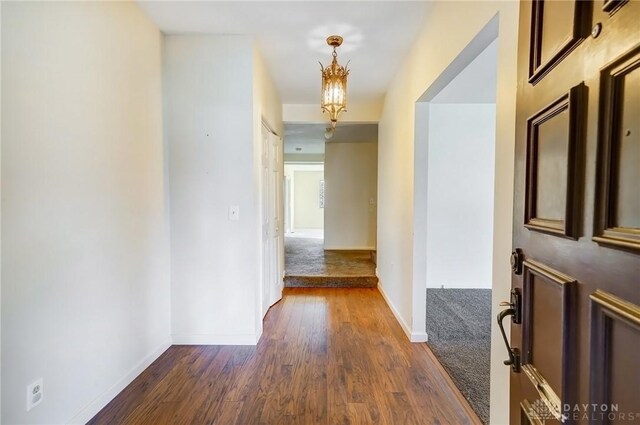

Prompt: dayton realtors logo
xmin=529 ymin=399 xmax=556 ymax=421
xmin=529 ymin=400 xmax=639 ymax=422
xmin=563 ymin=403 xmax=639 ymax=422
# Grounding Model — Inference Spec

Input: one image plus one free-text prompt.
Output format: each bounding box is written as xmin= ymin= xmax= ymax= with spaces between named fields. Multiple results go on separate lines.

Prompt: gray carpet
xmin=284 ymin=237 xmax=377 ymax=287
xmin=426 ymin=288 xmax=491 ymax=424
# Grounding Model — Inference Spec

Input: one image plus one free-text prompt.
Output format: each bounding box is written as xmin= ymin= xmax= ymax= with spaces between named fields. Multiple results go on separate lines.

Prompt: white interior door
xmin=261 ymin=125 xmax=283 ymax=318
xmin=261 ymin=127 xmax=271 ymax=317
xmin=270 ymin=132 xmax=283 ymax=307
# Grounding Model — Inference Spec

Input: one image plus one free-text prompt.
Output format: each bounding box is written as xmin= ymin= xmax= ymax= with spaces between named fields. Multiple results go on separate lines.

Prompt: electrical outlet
xmin=26 ymin=378 xmax=43 ymax=411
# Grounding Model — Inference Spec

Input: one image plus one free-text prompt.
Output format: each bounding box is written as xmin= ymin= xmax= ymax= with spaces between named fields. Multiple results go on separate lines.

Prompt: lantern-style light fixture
xmin=320 ymin=35 xmax=349 ymax=130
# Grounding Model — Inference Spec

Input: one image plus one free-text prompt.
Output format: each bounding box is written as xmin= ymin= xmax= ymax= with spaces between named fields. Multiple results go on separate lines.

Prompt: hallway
xmin=284 ymin=237 xmax=378 ymax=287
xmin=1 ymin=2 xmax=547 ymax=423
xmin=89 ymin=288 xmax=480 ymax=425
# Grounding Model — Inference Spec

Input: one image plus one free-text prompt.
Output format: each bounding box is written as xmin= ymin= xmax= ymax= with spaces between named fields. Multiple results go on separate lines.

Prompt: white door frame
xmin=411 ymin=14 xmax=517 ymax=424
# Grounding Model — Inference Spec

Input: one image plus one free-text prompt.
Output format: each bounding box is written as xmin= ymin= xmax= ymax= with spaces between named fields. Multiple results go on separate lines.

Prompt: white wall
xmin=284 ymin=163 xmax=324 ymax=233
xmin=165 ymin=35 xmax=282 ymax=345
xmin=426 ymin=104 xmax=495 ymax=288
xmin=165 ymin=35 xmax=255 ymax=345
xmin=324 ymin=142 xmax=378 ymax=250
xmin=1 ymin=2 xmax=171 ymax=424
xmin=376 ymin=2 xmax=519 ymax=424
xmin=293 ymin=171 xmax=324 ymax=230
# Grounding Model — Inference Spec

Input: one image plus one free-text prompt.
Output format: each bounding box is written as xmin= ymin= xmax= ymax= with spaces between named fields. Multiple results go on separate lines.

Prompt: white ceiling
xmin=136 ymin=1 xmax=430 ymax=104
xmin=431 ymin=38 xmax=498 ymax=104
xmin=284 ymin=123 xmax=378 ymax=154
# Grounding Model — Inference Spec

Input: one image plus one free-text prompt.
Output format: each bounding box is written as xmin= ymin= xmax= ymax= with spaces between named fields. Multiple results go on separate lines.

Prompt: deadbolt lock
xmin=511 ymin=248 xmax=524 ymax=275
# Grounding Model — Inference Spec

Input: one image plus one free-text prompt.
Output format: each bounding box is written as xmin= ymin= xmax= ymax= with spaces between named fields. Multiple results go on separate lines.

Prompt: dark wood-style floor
xmin=89 ymin=288 xmax=481 ymax=425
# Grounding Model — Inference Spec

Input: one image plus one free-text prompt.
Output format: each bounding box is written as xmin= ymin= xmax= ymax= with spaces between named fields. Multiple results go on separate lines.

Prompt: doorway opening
xmin=283 ymin=123 xmax=379 ymax=288
xmin=284 ymin=162 xmax=325 ymax=239
xmin=414 ymin=19 xmax=498 ymax=425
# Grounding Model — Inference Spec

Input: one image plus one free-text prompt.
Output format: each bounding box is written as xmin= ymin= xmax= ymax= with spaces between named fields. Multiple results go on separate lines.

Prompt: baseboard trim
xmin=67 ymin=339 xmax=172 ymax=425
xmin=171 ymin=333 xmax=260 ymax=345
xmin=377 ymin=282 xmax=428 ymax=343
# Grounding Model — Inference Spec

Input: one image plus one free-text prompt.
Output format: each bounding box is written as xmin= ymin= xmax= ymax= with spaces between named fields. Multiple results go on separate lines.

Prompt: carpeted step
xmin=284 ymin=275 xmax=378 ymax=288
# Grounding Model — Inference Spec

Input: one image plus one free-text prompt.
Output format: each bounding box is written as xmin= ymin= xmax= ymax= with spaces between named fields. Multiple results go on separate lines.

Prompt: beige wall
xmin=253 ymin=46 xmax=284 ymax=136
xmin=324 ymin=142 xmax=378 ymax=250
xmin=283 ymin=102 xmax=383 ymax=123
xmin=293 ymin=170 xmax=324 ymax=229
xmin=376 ymin=2 xmax=519 ymax=424
xmin=253 ymin=44 xmax=284 ymax=330
xmin=2 ymin=2 xmax=170 ymax=423
xmin=284 ymin=153 xmax=325 ymax=163
xmin=0 ymin=4 xmax=4 ymax=419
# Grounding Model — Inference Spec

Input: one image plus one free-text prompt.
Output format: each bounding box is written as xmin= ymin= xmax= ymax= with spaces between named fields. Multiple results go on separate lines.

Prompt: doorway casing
xmin=411 ymin=13 xmax=517 ymax=425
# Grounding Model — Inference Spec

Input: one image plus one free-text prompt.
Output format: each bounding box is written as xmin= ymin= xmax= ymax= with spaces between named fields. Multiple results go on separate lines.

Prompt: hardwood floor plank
xmin=86 ymin=346 xmax=187 ymax=425
xmin=210 ymin=401 xmax=244 ymax=425
xmin=89 ymin=288 xmax=482 ymax=425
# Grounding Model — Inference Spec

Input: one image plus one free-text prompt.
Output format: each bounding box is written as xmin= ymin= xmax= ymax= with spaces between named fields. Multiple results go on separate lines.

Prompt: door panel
xmin=529 ymin=0 xmax=591 ymax=83
xmin=594 ymin=44 xmax=640 ymax=249
xmin=524 ymin=86 xmax=586 ymax=238
xmin=511 ymin=1 xmax=640 ymax=424
xmin=589 ymin=291 xmax=640 ymax=424
xmin=521 ymin=260 xmax=577 ymax=420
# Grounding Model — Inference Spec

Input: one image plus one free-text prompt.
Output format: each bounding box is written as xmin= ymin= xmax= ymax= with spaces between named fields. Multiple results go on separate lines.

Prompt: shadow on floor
xmin=284 ymin=237 xmax=377 ymax=288
xmin=426 ymin=288 xmax=491 ymax=424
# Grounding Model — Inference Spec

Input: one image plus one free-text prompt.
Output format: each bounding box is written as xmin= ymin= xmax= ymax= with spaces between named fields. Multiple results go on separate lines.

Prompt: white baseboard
xmin=172 ymin=333 xmax=261 ymax=345
xmin=377 ymin=282 xmax=428 ymax=343
xmin=67 ymin=339 xmax=172 ymax=425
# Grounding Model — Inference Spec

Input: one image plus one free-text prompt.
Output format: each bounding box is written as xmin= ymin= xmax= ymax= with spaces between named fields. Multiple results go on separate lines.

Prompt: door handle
xmin=497 ymin=288 xmax=522 ymax=373
xmin=498 ymin=308 xmax=520 ymax=372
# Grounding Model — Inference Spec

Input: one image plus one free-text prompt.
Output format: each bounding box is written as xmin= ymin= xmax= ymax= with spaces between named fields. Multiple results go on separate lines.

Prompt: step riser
xmin=284 ymin=276 xmax=378 ymax=288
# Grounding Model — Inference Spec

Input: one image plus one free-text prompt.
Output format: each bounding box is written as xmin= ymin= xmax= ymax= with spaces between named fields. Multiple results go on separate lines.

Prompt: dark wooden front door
xmin=507 ymin=1 xmax=640 ymax=424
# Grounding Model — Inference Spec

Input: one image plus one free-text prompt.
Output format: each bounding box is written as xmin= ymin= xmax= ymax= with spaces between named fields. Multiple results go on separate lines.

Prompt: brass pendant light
xmin=320 ymin=35 xmax=349 ymax=131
